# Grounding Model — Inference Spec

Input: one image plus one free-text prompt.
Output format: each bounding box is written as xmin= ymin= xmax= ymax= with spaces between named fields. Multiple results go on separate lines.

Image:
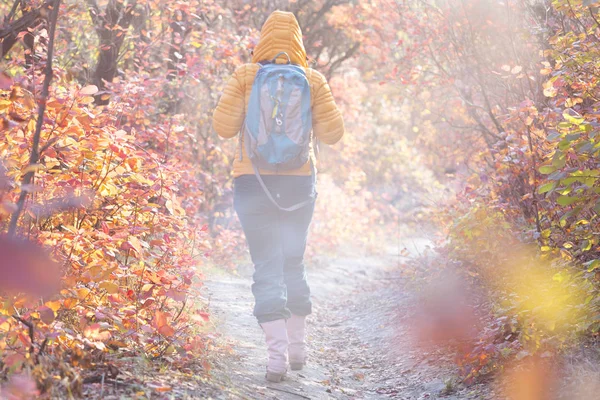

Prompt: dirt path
xmin=203 ymin=232 xmax=490 ymax=399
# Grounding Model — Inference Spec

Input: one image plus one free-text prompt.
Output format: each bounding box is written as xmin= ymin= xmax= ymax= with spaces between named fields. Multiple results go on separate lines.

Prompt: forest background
xmin=0 ymin=0 xmax=599 ymax=397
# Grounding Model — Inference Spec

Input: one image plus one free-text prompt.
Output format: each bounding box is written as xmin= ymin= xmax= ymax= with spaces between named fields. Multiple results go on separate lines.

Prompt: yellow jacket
xmin=212 ymin=10 xmax=345 ymax=177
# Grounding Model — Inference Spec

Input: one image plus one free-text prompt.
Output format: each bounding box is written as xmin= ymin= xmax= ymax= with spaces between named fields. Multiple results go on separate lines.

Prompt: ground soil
xmin=202 ymin=229 xmax=493 ymax=400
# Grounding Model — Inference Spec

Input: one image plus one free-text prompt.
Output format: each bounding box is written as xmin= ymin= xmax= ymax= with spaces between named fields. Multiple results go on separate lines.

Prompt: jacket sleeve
xmin=311 ymin=70 xmax=345 ymax=145
xmin=212 ymin=65 xmax=247 ymax=139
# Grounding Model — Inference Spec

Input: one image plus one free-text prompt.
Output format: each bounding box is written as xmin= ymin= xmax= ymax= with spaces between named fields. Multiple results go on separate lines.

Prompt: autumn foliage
xmin=3 ymin=0 xmax=599 ymax=396
xmin=0 ymin=0 xmax=413 ymax=395
xmin=391 ymin=0 xmax=600 ymax=384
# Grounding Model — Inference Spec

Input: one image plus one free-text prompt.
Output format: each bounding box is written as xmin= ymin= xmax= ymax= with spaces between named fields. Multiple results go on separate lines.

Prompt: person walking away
xmin=212 ymin=10 xmax=345 ymax=382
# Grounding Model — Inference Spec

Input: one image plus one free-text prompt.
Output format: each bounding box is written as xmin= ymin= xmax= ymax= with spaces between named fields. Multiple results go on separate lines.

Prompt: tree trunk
xmin=87 ymin=0 xmax=138 ymax=105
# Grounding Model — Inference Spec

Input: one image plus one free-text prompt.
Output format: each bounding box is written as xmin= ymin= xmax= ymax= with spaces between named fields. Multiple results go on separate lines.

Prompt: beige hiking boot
xmin=287 ymin=314 xmax=307 ymax=371
xmin=260 ymin=319 xmax=288 ymax=382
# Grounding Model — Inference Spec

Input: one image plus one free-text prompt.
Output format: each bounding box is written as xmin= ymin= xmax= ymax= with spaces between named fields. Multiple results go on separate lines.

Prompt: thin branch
xmin=327 ymin=42 xmax=360 ymax=78
xmin=8 ymin=0 xmax=61 ymax=236
xmin=12 ymin=315 xmax=35 ymax=356
xmin=589 ymin=6 xmax=600 ymax=30
xmin=4 ymin=0 xmax=23 ymax=24
xmin=85 ymin=0 xmax=101 ymax=26
xmin=524 ymin=121 xmax=542 ymax=234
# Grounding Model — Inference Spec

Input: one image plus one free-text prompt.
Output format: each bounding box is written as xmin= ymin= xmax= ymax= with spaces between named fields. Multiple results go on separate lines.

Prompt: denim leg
xmin=281 ymin=200 xmax=315 ymax=316
xmin=234 ymin=176 xmax=290 ymax=323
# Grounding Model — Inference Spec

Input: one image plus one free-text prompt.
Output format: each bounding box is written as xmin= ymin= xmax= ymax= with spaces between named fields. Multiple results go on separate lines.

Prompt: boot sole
xmin=290 ymin=363 xmax=304 ymax=371
xmin=266 ymin=371 xmax=286 ymax=383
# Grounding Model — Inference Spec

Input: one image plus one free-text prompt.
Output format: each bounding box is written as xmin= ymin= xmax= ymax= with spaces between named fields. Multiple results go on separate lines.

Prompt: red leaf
xmin=0 ymin=236 xmax=60 ymax=296
xmin=0 ymin=72 xmax=13 ymax=90
xmin=197 ymin=311 xmax=209 ymax=322
xmin=38 ymin=306 xmax=55 ymax=325
xmin=166 ymin=289 xmax=186 ymax=302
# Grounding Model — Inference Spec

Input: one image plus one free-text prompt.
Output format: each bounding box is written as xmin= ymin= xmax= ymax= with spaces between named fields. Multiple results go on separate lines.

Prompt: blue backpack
xmin=242 ymin=52 xmax=314 ymax=211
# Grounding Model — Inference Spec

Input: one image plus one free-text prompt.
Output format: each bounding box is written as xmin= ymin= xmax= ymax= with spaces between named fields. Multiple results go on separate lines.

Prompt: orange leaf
xmin=153 ymin=311 xmax=175 ymax=337
xmin=63 ymin=298 xmax=77 ymax=309
xmin=79 ymin=85 xmax=98 ymax=96
xmin=77 ymin=287 xmax=90 ymax=300
xmin=146 ymin=273 xmax=162 ymax=285
xmin=45 ymin=300 xmax=61 ymax=312
xmin=158 ymin=325 xmax=175 ymax=337
xmin=84 ymin=323 xmax=111 ymax=341
xmin=153 ymin=311 xmax=168 ymax=328
xmin=78 ymin=96 xmax=95 ymax=105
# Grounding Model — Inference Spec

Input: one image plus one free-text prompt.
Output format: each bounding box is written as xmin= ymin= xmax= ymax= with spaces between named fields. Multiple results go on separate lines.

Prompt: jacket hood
xmin=252 ymin=11 xmax=308 ymax=68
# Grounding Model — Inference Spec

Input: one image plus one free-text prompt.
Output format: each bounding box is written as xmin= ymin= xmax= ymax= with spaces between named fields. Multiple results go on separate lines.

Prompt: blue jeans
xmin=234 ymin=174 xmax=316 ymax=324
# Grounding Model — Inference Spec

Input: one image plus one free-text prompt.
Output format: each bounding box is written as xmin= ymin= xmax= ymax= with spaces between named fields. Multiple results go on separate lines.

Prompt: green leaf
xmin=576 ymin=141 xmax=594 ymax=153
xmin=565 ymin=133 xmax=581 ymax=142
xmin=584 ymin=177 xmax=597 ymax=187
xmin=582 ymin=240 xmax=592 ymax=252
xmin=539 ymin=165 xmax=557 ymax=174
xmin=563 ymin=113 xmax=585 ymax=125
xmin=557 ymin=121 xmax=573 ymax=131
xmin=552 ymin=155 xmax=566 ymax=168
xmin=561 ymin=177 xmax=578 ymax=186
xmin=584 ymin=259 xmax=600 ymax=272
xmin=548 ymin=170 xmax=567 ymax=181
xmin=558 ymin=140 xmax=571 ymax=151
xmin=557 ymin=195 xmax=579 ymax=206
xmin=538 ymin=182 xmax=556 ymax=194
xmin=547 ymin=130 xmax=562 ymax=141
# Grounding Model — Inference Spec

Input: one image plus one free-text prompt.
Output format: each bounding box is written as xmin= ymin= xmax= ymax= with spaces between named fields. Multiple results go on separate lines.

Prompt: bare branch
xmin=0 ymin=1 xmax=55 ymax=57
xmin=327 ymin=42 xmax=360 ymax=78
xmin=8 ymin=0 xmax=61 ymax=236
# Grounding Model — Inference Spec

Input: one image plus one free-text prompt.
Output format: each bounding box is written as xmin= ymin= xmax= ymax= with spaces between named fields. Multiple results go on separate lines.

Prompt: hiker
xmin=212 ymin=10 xmax=345 ymax=382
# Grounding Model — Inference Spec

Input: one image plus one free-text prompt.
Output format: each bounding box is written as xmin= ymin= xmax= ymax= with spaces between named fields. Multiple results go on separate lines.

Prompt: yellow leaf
xmin=45 ymin=300 xmax=61 ymax=312
xmin=99 ymin=281 xmax=119 ymax=294
xmin=77 ymin=287 xmax=90 ymax=300
xmin=127 ymin=236 xmax=143 ymax=255
xmin=141 ymin=283 xmax=154 ymax=293
xmin=22 ymin=163 xmax=44 ymax=174
xmin=78 ymin=96 xmax=95 ymax=105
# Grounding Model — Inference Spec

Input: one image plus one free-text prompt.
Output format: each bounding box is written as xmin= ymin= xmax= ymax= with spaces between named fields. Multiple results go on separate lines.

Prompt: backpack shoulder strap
xmin=304 ymin=68 xmax=315 ymax=107
xmin=239 ymin=63 xmax=264 ymax=162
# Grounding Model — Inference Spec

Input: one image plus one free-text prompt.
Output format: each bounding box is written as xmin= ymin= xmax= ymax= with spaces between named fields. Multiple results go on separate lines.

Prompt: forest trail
xmin=202 ymin=228 xmax=489 ymax=399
